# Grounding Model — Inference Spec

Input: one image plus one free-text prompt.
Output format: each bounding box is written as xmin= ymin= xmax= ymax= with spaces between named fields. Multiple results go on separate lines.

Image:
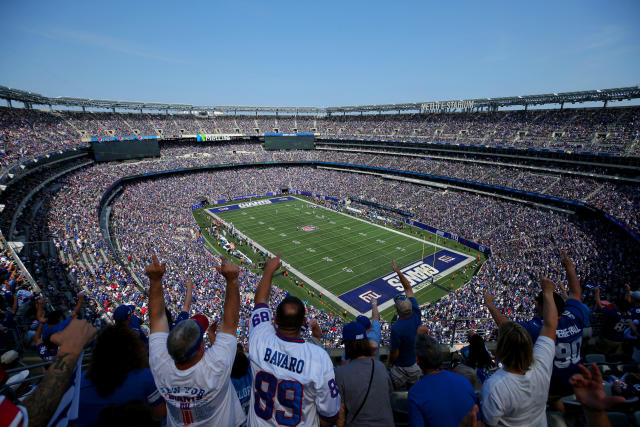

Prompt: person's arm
xmin=254 ymin=254 xmax=281 ymax=305
xmin=21 ymin=319 xmax=97 ymax=427
xmin=310 ymin=318 xmax=322 ymax=341
xmin=388 ymin=348 xmax=399 ymax=368
xmin=392 ymin=258 xmax=413 ymax=298
xmin=594 ymin=287 xmax=603 ymax=311
xmin=624 ymin=284 xmax=632 ymax=304
xmin=561 ymin=249 xmax=581 ymax=302
xmin=215 ymin=257 xmax=240 ymax=335
xmin=540 ymin=276 xmax=559 ymax=340
xmin=34 ymin=299 xmax=47 ymax=347
xmin=181 ymin=279 xmax=194 ymax=313
xmin=371 ymin=298 xmax=380 ymax=322
xmin=145 ymin=255 xmax=168 ymax=334
xmin=71 ymin=293 xmax=84 ymax=318
xmin=11 ymin=293 xmax=17 ymax=314
xmin=570 ymin=363 xmax=626 ymax=427
xmin=484 ymin=292 xmax=509 ymax=326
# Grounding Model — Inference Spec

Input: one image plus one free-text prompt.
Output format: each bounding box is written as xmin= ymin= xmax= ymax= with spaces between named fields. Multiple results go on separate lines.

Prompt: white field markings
xmin=292 ymin=196 xmax=472 ymax=258
xmin=255 ymin=214 xmax=408 ymax=266
xmin=220 ymin=201 xmax=443 ymax=291
xmin=227 ymin=204 xmax=442 ymax=298
xmin=291 ymin=196 xmax=477 ymax=313
xmin=204 ymin=208 xmax=360 ymax=316
xmin=364 ymin=254 xmax=477 ymax=317
xmin=312 ymin=237 xmax=428 ymax=289
xmin=301 ymin=228 xmax=424 ymax=275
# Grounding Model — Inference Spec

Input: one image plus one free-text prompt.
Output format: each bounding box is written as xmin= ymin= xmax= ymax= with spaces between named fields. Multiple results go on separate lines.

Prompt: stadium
xmin=1 ymin=2 xmax=640 ymax=425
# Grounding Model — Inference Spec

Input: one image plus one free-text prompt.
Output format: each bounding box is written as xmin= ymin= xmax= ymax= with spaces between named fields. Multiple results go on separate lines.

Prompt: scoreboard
xmin=264 ymin=133 xmax=314 ymax=151
xmin=91 ymin=138 xmax=160 ymax=162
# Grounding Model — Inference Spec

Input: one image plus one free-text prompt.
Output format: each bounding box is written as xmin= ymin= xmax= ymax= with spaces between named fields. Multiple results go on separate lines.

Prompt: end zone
xmin=338 ymin=249 xmax=474 ymax=313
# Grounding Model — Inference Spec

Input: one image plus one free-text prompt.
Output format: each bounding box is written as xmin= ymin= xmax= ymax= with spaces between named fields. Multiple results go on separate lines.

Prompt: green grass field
xmin=194 ymin=195 xmax=483 ymax=318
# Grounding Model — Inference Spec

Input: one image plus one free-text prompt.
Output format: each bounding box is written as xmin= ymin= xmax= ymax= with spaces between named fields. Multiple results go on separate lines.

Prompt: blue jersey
xmin=408 ymin=370 xmax=479 ymax=427
xmin=630 ymin=306 xmax=640 ymax=322
xmin=390 ymin=297 xmax=422 ymax=367
xmin=600 ymin=307 xmax=632 ymax=342
xmin=520 ymin=299 xmax=588 ymax=382
xmin=76 ymin=368 xmax=163 ymax=427
xmin=231 ymin=370 xmax=252 ymax=415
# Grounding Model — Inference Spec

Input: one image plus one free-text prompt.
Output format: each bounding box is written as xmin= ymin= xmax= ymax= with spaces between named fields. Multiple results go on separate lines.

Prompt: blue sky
xmin=0 ymin=0 xmax=638 ymax=107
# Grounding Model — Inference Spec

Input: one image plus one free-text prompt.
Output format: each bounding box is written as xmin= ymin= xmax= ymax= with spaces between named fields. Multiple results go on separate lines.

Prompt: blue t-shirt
xmin=37 ymin=343 xmax=57 ymax=362
xmin=390 ymin=297 xmax=422 ymax=367
xmin=630 ymin=306 xmax=640 ymax=322
xmin=231 ymin=371 xmax=252 ymax=415
xmin=600 ymin=307 xmax=631 ymax=342
xmin=408 ymin=370 xmax=479 ymax=427
xmin=76 ymin=368 xmax=163 ymax=427
xmin=520 ymin=299 xmax=589 ymax=382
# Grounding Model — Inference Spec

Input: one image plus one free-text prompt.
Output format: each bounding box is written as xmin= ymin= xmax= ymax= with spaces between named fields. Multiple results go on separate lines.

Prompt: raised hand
xmin=215 ymin=256 xmax=239 ymax=281
xmin=186 ymin=278 xmax=194 ymax=290
xmin=50 ymin=318 xmax=97 ymax=355
xmin=541 ymin=276 xmax=556 ymax=294
xmin=309 ymin=318 xmax=322 ymax=339
xmin=392 ymin=258 xmax=399 ymax=273
xmin=145 ymin=254 xmax=166 ymax=282
xmin=560 ymin=249 xmax=574 ymax=270
xmin=570 ymin=363 xmax=625 ymax=411
xmin=36 ymin=299 xmax=47 ymax=323
xmin=265 ymin=253 xmax=282 ymax=274
xmin=484 ymin=291 xmax=495 ymax=307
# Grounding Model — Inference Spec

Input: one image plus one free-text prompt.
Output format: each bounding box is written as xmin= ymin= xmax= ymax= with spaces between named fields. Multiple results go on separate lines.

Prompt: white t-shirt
xmin=247 ymin=303 xmax=341 ymax=426
xmin=149 ymin=331 xmax=246 ymax=427
xmin=481 ymin=335 xmax=555 ymax=427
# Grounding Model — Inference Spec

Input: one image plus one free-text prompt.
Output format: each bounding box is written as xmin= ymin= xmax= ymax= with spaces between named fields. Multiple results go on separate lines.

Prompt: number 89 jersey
xmin=248 ymin=303 xmax=341 ymax=426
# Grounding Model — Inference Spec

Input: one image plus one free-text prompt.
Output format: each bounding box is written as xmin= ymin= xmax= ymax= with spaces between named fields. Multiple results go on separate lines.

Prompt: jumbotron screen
xmin=264 ymin=133 xmax=314 ymax=151
xmin=91 ymin=140 xmax=160 ymax=162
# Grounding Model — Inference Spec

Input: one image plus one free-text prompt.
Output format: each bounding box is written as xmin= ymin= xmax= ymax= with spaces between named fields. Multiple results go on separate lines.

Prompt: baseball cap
xmin=42 ymin=317 xmax=72 ymax=341
xmin=356 ymin=315 xmax=371 ymax=330
xmin=631 ymin=291 xmax=640 ymax=301
xmin=342 ymin=321 xmax=366 ymax=342
xmin=1 ymin=350 xmax=19 ymax=365
xmin=191 ymin=314 xmax=209 ymax=334
xmin=113 ymin=304 xmax=135 ymax=322
xmin=394 ymin=294 xmax=412 ymax=316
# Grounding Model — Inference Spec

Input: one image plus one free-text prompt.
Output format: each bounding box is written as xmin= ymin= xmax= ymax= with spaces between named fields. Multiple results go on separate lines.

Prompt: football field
xmin=205 ymin=196 xmax=475 ymax=315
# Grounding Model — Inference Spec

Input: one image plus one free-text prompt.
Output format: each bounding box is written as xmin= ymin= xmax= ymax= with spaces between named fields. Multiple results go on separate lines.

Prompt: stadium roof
xmin=1 ymin=85 xmax=639 ymax=115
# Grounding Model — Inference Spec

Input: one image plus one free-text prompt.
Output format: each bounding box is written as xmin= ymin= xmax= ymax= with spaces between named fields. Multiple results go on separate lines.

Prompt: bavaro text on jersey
xmin=264 ymin=348 xmax=305 ymax=374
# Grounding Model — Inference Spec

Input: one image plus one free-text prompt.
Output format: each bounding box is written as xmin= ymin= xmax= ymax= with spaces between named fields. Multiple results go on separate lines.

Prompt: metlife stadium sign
xmin=421 ymin=100 xmax=475 ymax=112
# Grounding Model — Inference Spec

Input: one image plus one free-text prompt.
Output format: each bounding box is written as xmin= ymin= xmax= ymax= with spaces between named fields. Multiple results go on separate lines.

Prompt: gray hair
xmin=415 ymin=334 xmax=442 ymax=371
xmin=167 ymin=319 xmax=202 ymax=365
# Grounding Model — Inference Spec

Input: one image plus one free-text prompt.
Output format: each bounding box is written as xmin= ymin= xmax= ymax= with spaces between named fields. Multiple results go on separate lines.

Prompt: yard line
xmin=204 ymin=208 xmax=360 ymax=316
xmin=292 ymin=196 xmax=470 ymax=257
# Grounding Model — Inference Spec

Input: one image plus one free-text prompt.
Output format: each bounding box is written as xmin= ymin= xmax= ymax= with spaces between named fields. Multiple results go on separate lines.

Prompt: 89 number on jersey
xmin=254 ymin=371 xmax=303 ymax=425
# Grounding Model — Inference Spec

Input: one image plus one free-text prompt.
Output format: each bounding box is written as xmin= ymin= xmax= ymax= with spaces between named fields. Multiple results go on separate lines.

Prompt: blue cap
xmin=42 ymin=317 xmax=71 ymax=340
xmin=113 ymin=305 xmax=135 ymax=322
xmin=342 ymin=321 xmax=366 ymax=342
xmin=356 ymin=315 xmax=371 ymax=330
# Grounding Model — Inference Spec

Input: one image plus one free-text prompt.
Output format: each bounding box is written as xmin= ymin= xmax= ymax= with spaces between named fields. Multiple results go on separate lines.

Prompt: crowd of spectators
xmin=2 ymin=104 xmax=639 ymax=170
xmin=0 ymin=107 xmax=639 ymax=424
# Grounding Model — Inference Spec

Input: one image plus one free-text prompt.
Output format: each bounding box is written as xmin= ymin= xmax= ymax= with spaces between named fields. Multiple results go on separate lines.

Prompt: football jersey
xmin=520 ymin=299 xmax=589 ymax=382
xmin=149 ymin=331 xmax=245 ymax=427
xmin=248 ymin=303 xmax=340 ymax=426
xmin=600 ymin=307 xmax=632 ymax=342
